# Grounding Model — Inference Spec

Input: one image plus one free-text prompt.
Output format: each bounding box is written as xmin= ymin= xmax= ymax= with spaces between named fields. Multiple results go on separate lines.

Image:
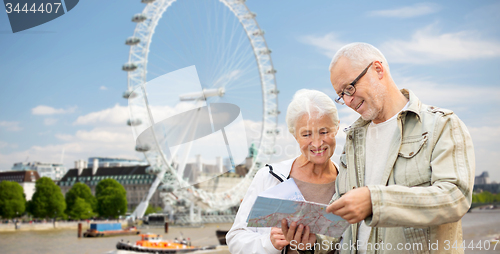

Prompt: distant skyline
xmin=0 ymin=1 xmax=499 ymax=181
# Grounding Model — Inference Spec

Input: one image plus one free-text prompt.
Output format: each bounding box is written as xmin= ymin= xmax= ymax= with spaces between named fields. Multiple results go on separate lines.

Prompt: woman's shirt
xmin=287 ymin=178 xmax=336 ymax=254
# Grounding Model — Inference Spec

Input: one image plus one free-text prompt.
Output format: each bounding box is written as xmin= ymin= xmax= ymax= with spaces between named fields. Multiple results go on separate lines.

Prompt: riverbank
xmin=0 ymin=210 xmax=498 ymax=254
xmin=0 ymin=222 xmax=233 ymax=254
xmin=0 ymin=220 xmax=128 ymax=232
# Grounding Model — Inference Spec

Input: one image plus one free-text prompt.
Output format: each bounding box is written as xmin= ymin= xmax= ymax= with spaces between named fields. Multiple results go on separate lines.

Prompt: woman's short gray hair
xmin=286 ymin=89 xmax=339 ymax=135
xmin=328 ymin=42 xmax=389 ymax=72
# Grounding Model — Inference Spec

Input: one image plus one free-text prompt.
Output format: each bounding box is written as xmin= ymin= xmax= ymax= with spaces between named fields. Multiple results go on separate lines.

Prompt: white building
xmin=12 ymin=162 xmax=67 ymax=181
xmin=0 ymin=170 xmax=40 ymax=201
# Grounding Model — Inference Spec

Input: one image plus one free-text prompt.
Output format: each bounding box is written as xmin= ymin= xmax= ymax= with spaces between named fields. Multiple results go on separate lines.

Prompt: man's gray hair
xmin=286 ymin=89 xmax=339 ymax=135
xmin=328 ymin=42 xmax=390 ymax=72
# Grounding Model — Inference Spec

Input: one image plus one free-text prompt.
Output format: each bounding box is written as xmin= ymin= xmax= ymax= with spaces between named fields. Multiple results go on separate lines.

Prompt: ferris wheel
xmin=122 ymin=0 xmax=279 ymax=220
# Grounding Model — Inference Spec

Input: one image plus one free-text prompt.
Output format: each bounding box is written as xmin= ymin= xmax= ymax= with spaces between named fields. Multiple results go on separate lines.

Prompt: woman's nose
xmin=311 ymin=135 xmax=323 ymax=147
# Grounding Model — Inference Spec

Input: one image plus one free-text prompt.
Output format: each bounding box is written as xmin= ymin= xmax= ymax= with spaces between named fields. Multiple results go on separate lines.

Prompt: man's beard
xmin=360 ymin=80 xmax=386 ymax=121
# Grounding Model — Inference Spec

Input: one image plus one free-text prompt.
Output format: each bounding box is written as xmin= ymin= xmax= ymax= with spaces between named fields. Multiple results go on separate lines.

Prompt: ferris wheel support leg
xmin=132 ymin=200 xmax=150 ymax=221
xmin=165 ymin=204 xmax=174 ymax=222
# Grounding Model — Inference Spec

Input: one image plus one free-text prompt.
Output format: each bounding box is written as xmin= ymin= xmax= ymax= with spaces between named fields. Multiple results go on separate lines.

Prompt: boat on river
xmin=116 ymin=233 xmax=216 ymax=253
xmin=83 ymin=223 xmax=140 ymax=237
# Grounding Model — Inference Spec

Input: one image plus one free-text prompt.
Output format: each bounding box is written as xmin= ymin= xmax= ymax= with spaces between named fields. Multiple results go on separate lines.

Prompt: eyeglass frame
xmin=334 ymin=61 xmax=381 ymax=105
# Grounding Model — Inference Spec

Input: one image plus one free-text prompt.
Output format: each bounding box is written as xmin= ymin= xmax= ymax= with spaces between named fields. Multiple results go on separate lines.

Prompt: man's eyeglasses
xmin=334 ymin=61 xmax=380 ymax=105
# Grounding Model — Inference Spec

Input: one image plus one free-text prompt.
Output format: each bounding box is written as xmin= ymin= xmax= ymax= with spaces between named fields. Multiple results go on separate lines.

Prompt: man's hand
xmin=270 ymin=227 xmax=289 ymax=251
xmin=281 ymin=219 xmax=316 ymax=250
xmin=326 ymin=186 xmax=372 ymax=224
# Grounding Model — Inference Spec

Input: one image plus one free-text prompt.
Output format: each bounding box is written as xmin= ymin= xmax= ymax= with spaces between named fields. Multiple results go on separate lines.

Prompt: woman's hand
xmin=281 ymin=219 xmax=316 ymax=250
xmin=270 ymin=227 xmax=290 ymax=250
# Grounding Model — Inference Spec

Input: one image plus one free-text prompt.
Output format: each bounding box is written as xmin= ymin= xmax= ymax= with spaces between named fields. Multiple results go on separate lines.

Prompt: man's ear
xmin=374 ymin=61 xmax=384 ymax=80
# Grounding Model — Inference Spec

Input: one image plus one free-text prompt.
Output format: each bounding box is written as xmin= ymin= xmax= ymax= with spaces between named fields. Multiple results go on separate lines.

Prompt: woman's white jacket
xmin=226 ymin=157 xmax=296 ymax=254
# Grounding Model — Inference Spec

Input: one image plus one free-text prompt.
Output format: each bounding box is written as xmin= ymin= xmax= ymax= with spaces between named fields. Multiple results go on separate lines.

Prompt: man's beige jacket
xmin=316 ymin=89 xmax=475 ymax=254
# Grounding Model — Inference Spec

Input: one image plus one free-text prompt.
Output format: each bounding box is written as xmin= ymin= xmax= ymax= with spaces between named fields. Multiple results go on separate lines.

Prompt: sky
xmin=0 ymin=1 xmax=499 ymax=182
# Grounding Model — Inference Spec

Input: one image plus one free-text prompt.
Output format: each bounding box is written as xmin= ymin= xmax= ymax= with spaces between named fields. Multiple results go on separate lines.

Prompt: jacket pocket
xmin=394 ymin=133 xmax=431 ymax=187
xmin=336 ymin=154 xmax=349 ymax=196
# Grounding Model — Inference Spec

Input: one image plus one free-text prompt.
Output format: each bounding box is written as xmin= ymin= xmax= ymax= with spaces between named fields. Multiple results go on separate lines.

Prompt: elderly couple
xmin=226 ymin=43 xmax=475 ymax=254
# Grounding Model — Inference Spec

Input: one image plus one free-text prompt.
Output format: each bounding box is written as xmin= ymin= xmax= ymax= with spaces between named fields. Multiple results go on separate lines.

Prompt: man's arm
xmin=367 ymin=114 xmax=474 ymax=227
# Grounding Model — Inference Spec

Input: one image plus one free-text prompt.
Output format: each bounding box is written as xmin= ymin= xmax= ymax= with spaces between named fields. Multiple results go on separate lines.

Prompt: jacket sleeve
xmin=226 ymin=168 xmax=282 ymax=254
xmin=366 ymin=113 xmax=475 ymax=227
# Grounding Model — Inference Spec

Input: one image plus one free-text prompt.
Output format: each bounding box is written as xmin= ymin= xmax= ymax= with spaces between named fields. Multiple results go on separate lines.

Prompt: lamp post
xmin=15 ymin=212 xmax=19 ymax=230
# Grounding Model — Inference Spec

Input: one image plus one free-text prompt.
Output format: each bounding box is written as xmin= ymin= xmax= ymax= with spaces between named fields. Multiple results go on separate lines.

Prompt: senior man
xmin=322 ymin=43 xmax=475 ymax=254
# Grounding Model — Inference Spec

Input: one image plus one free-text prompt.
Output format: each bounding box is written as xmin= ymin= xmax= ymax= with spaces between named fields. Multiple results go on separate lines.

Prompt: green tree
xmin=145 ymin=205 xmax=163 ymax=216
xmin=65 ymin=182 xmax=96 ymax=219
xmin=0 ymin=181 xmax=26 ymax=219
xmin=30 ymin=177 xmax=66 ymax=219
xmin=472 ymin=193 xmax=479 ymax=203
xmin=96 ymin=179 xmax=127 ymax=219
xmin=68 ymin=197 xmax=93 ymax=220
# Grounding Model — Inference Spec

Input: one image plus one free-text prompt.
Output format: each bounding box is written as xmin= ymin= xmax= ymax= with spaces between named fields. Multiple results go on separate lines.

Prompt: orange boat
xmin=116 ymin=233 xmax=216 ymax=253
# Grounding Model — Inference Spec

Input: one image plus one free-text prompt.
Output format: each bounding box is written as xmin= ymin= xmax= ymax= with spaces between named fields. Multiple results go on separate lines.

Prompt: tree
xmin=0 ymin=181 xmax=26 ymax=219
xmin=96 ymin=179 xmax=127 ymax=219
xmin=68 ymin=197 xmax=93 ymax=220
xmin=65 ymin=182 xmax=96 ymax=219
xmin=145 ymin=205 xmax=163 ymax=216
xmin=30 ymin=177 xmax=66 ymax=219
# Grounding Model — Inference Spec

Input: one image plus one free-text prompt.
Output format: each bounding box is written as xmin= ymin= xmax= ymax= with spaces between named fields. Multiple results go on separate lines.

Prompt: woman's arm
xmin=226 ymin=168 xmax=283 ymax=254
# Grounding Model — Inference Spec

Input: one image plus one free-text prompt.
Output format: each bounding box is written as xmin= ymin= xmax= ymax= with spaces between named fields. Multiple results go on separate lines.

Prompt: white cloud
xmin=1 ymin=104 xmax=142 ymax=171
xmin=368 ymin=3 xmax=440 ymax=18
xmin=0 ymin=121 xmax=22 ymax=131
xmin=75 ymin=127 xmax=133 ymax=143
xmin=381 ymin=24 xmax=500 ymax=63
xmin=0 ymin=126 xmax=139 ymax=171
xmin=44 ymin=118 xmax=58 ymax=126
xmin=74 ymin=103 xmax=129 ymax=126
xmin=396 ymin=76 xmax=500 ymax=107
xmin=299 ymin=32 xmax=348 ymax=59
xmin=55 ymin=134 xmax=73 ymax=141
xmin=302 ymin=24 xmax=500 ymax=64
xmin=100 ymin=86 xmax=108 ymax=90
xmin=32 ymin=105 xmax=76 ymax=115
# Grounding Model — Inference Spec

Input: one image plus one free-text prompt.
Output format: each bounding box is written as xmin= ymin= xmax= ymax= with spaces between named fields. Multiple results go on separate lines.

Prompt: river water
xmin=1 ymin=209 xmax=498 ymax=254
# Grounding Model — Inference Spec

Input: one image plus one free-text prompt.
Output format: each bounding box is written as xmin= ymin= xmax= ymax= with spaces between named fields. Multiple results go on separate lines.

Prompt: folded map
xmin=246 ymin=179 xmax=349 ymax=238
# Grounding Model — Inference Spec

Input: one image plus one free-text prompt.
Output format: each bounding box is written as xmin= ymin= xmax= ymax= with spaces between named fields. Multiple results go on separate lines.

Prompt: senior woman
xmin=226 ymin=89 xmax=341 ymax=254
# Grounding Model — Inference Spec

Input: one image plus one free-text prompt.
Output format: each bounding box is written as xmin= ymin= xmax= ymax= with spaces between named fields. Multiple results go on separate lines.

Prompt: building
xmin=58 ymin=162 xmax=162 ymax=211
xmin=12 ymin=161 xmax=66 ymax=181
xmin=87 ymin=157 xmax=148 ymax=168
xmin=473 ymin=171 xmax=500 ymax=194
xmin=475 ymin=171 xmax=490 ymax=185
xmin=0 ymin=170 xmax=40 ymax=200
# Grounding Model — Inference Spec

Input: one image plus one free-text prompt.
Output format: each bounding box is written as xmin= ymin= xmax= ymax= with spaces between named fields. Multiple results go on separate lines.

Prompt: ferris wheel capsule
xmin=158 ymin=184 xmax=174 ymax=192
xmin=127 ymin=119 xmax=142 ymax=126
xmin=122 ymin=90 xmax=138 ymax=99
xmin=125 ymin=37 xmax=141 ymax=46
xmin=132 ymin=14 xmax=148 ymax=23
xmin=135 ymin=144 xmax=150 ymax=152
xmin=122 ymin=62 xmax=138 ymax=71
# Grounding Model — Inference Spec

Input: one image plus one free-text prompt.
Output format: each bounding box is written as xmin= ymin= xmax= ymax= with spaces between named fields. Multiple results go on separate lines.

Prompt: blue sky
xmin=0 ymin=1 xmax=499 ymax=181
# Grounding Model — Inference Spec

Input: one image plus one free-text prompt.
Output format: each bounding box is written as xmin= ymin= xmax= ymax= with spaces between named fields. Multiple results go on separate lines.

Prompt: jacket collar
xmin=269 ymin=156 xmax=340 ymax=182
xmin=343 ymin=89 xmax=422 ymax=134
xmin=400 ymin=89 xmax=422 ymax=121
